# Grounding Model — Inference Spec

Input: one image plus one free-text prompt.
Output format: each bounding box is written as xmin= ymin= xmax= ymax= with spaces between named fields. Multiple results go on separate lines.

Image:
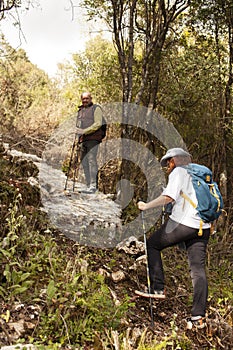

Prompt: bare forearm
xmin=138 ymin=195 xmax=173 ymax=211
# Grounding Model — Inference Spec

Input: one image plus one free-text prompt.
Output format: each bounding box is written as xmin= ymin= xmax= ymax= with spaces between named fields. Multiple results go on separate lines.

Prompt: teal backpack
xmin=180 ymin=163 xmax=224 ymax=235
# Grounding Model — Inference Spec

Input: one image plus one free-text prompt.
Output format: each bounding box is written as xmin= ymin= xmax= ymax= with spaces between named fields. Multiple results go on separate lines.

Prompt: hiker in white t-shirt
xmin=136 ymin=148 xmax=210 ymax=329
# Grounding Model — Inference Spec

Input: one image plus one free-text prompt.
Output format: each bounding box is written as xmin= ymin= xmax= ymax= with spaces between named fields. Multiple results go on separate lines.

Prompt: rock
xmin=6 ymin=148 xmax=41 ymax=163
xmin=38 ymin=161 xmax=123 ymax=248
xmin=111 ymin=270 xmax=126 ymax=282
xmin=116 ymin=236 xmax=144 ymax=255
xmin=98 ymin=268 xmax=111 ymax=278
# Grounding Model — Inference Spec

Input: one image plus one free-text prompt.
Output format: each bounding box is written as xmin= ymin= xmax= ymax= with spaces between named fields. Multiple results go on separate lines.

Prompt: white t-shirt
xmin=162 ymin=167 xmax=210 ymax=229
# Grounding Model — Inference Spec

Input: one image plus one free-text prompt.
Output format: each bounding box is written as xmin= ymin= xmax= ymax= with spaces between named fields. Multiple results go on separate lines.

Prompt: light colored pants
xmin=80 ymin=140 xmax=100 ymax=187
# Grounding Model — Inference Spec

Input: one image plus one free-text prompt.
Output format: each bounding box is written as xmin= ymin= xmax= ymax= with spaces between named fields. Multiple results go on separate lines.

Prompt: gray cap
xmin=160 ymin=148 xmax=191 ymax=167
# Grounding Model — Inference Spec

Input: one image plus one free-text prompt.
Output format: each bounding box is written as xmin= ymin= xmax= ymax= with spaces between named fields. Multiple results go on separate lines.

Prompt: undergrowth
xmin=0 ymin=195 xmax=135 ymax=347
xmin=0 ymin=168 xmax=232 ymax=349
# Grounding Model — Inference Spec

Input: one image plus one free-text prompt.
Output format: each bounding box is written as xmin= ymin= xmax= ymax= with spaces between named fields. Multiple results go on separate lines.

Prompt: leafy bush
xmin=0 ymin=195 xmax=134 ymax=347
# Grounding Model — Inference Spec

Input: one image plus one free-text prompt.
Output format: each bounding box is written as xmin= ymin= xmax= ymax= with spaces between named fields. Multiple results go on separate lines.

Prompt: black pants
xmin=147 ymin=219 xmax=210 ymax=317
xmin=80 ymin=140 xmax=100 ymax=187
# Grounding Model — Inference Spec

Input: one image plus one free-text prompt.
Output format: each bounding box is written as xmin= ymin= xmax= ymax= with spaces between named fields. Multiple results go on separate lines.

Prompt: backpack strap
xmin=209 ymin=184 xmax=221 ymax=211
xmin=180 ymin=190 xmax=197 ymax=209
xmin=180 ymin=190 xmax=203 ymax=236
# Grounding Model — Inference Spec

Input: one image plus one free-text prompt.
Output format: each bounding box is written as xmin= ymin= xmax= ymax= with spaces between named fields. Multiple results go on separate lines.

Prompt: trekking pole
xmin=141 ymin=210 xmax=154 ymax=327
xmin=72 ymin=142 xmax=80 ymax=192
xmin=64 ymin=133 xmax=77 ymax=191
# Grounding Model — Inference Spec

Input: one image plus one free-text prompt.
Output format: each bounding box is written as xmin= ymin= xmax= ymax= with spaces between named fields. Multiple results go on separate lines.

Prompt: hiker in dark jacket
xmin=76 ymin=92 xmax=103 ymax=193
xmin=136 ymin=148 xmax=210 ymax=329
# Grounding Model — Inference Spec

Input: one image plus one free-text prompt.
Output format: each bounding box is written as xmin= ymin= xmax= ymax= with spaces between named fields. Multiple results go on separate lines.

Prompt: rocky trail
xmin=0 ymin=143 xmax=232 ymax=349
xmin=5 ymin=146 xmax=123 ymax=248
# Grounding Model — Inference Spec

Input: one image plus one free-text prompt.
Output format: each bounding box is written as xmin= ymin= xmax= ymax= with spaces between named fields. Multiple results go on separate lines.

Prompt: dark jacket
xmin=77 ymin=103 xmax=103 ymax=142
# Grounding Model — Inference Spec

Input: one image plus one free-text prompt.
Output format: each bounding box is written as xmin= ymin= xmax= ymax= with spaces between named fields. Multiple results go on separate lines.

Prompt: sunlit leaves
xmin=0 ymin=36 xmax=63 ymax=136
xmin=60 ymin=35 xmax=122 ymax=106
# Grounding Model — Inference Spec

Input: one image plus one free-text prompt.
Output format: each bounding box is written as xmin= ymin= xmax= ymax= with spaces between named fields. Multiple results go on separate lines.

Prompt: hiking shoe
xmin=135 ymin=289 xmax=166 ymax=299
xmin=186 ymin=317 xmax=206 ymax=330
xmin=80 ymin=186 xmax=97 ymax=194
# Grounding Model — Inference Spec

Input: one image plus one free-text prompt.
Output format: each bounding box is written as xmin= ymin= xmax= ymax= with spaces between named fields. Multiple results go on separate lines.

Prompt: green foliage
xmin=0 ymin=194 xmax=58 ymax=299
xmin=158 ymin=26 xmax=229 ymax=163
xmin=0 ymin=194 xmax=134 ymax=347
xmin=38 ymin=274 xmax=132 ymax=345
xmin=208 ymin=237 xmax=233 ymax=309
xmin=0 ymin=152 xmax=232 ymax=349
xmin=137 ymin=315 xmax=193 ymax=349
xmin=0 ymin=2 xmax=232 ymax=347
xmin=0 ymin=36 xmax=62 ymax=137
xmin=59 ymin=35 xmax=122 ymax=108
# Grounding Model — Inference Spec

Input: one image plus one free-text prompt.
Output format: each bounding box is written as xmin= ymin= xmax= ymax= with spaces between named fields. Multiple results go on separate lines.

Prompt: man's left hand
xmin=76 ymin=128 xmax=85 ymax=135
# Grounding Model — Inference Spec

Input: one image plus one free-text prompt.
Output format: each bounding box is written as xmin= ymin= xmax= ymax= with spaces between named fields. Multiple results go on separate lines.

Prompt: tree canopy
xmin=0 ymin=1 xmax=232 ymax=222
